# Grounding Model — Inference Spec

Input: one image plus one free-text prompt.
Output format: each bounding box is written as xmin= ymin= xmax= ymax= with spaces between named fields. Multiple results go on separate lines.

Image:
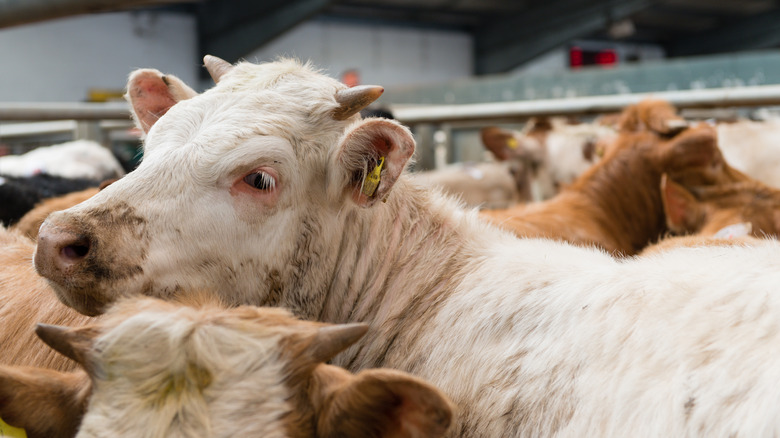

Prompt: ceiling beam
xmin=474 ymin=0 xmax=655 ymax=75
xmin=668 ymin=9 xmax=780 ymax=57
xmin=198 ymin=0 xmax=287 ymax=39
xmin=199 ymin=0 xmax=332 ymax=65
xmin=0 ymin=0 xmax=191 ymax=29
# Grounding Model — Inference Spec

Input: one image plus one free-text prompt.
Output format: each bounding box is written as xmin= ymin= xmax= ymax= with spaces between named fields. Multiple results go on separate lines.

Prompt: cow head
xmin=617 ymin=99 xmax=689 ymax=135
xmin=587 ymin=108 xmax=748 ymax=191
xmin=661 ymin=174 xmax=780 ymax=238
xmin=480 ymin=125 xmax=545 ymax=198
xmin=34 ymin=57 xmax=415 ymax=316
xmin=0 ymin=297 xmax=452 ymax=437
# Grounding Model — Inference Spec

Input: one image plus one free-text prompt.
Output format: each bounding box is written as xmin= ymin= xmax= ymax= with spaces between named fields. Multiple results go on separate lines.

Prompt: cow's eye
xmin=243 ymin=171 xmax=276 ymax=191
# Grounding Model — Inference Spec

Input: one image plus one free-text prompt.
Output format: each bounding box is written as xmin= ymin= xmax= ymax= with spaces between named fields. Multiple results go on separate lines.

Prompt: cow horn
xmin=665 ymin=119 xmax=689 ymax=133
xmin=308 ymin=323 xmax=369 ymax=363
xmin=332 ymin=85 xmax=384 ymax=120
xmin=204 ymin=55 xmax=234 ymax=83
xmin=36 ymin=323 xmax=98 ymax=372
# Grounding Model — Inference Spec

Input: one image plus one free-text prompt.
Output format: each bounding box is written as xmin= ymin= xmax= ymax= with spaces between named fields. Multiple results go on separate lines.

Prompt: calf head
xmin=480 ymin=125 xmax=545 ymax=196
xmin=590 ymin=108 xmax=747 ymax=190
xmin=0 ymin=297 xmax=452 ymax=438
xmin=575 ymin=122 xmax=731 ymax=198
xmin=34 ymin=57 xmax=415 ymax=316
xmin=662 ymin=174 xmax=780 ymax=238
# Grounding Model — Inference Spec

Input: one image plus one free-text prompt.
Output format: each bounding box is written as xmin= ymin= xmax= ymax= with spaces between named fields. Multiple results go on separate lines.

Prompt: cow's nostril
xmin=61 ymin=241 xmax=90 ymax=260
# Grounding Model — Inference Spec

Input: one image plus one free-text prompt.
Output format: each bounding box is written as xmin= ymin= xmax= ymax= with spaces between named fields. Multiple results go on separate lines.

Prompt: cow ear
xmin=639 ymin=99 xmax=688 ymax=135
xmin=619 ymin=99 xmax=688 ymax=135
xmin=125 ymin=68 xmax=198 ymax=134
xmin=0 ymin=366 xmax=90 ymax=438
xmin=329 ymin=118 xmax=415 ymax=207
xmin=480 ymin=126 xmax=516 ymax=161
xmin=315 ymin=367 xmax=453 ymax=438
xmin=481 ymin=127 xmax=543 ymax=163
xmin=660 ymin=124 xmax=723 ymax=185
xmin=661 ymin=174 xmax=703 ymax=234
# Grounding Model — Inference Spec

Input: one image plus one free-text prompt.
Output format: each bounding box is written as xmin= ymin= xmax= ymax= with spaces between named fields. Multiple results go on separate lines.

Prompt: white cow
xmin=34 ymin=57 xmax=780 ymax=437
xmin=411 ymin=162 xmax=526 ymax=209
xmin=716 ymin=119 xmax=780 ymax=188
xmin=0 ymin=296 xmax=453 ymax=438
xmin=0 ymin=140 xmax=125 ymax=180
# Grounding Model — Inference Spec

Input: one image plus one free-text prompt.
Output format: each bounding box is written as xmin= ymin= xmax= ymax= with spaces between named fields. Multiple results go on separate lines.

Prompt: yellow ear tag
xmin=361 ymin=156 xmax=385 ymax=197
xmin=507 ymin=138 xmax=519 ymax=149
xmin=0 ymin=417 xmax=26 ymax=438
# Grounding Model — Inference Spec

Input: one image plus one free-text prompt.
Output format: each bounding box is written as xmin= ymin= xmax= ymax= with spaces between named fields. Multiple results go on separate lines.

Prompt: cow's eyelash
xmin=243 ymin=171 xmax=276 ymax=191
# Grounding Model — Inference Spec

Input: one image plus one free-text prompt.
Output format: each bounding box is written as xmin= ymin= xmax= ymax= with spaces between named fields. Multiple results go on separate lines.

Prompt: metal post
xmin=74 ymin=120 xmax=105 ymax=144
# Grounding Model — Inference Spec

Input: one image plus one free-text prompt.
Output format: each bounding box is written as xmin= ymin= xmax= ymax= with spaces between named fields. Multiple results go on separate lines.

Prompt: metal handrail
xmin=390 ymin=84 xmax=780 ymax=124
xmin=6 ymin=84 xmax=780 ymax=125
xmin=0 ymin=102 xmax=130 ymax=121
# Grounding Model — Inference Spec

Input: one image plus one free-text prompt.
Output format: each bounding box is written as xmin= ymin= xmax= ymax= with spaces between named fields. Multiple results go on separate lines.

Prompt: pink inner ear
xmin=663 ymin=180 xmax=694 ymax=228
xmin=371 ymin=136 xmax=391 ymax=157
xmin=129 ymin=73 xmax=178 ymax=132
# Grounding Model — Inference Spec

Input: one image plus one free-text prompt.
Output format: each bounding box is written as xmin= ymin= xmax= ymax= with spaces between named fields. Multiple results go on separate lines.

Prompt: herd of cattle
xmin=2 ymin=55 xmax=780 ymax=437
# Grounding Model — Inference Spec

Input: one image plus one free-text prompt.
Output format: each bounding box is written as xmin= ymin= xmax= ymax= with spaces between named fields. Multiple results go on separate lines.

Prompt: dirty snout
xmin=34 ymin=205 xmax=148 ymax=316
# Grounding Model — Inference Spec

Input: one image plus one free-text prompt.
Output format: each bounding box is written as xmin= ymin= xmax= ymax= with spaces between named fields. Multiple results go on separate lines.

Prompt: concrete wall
xmin=0 ymin=11 xmax=199 ymax=102
xmin=0 ymin=12 xmax=474 ymax=103
xmin=245 ymin=19 xmax=474 ymax=89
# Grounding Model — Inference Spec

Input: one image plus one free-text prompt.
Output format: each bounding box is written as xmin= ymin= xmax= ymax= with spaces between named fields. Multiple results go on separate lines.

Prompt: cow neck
xmin=566 ymin=142 xmax=667 ymax=256
xmin=318 ymin=178 xmax=489 ymax=364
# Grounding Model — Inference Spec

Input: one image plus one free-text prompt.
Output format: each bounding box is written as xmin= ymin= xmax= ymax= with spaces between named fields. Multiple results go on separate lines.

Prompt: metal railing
xmin=5 ymin=84 xmax=780 ymax=125
xmin=0 ymin=102 xmax=130 ymax=121
xmin=390 ymin=84 xmax=780 ymax=125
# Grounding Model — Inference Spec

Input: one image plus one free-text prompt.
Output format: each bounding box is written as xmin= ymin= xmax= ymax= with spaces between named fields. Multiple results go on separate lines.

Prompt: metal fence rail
xmin=0 ymin=102 xmax=130 ymax=121
xmin=391 ymin=84 xmax=780 ymax=125
xmin=5 ymin=84 xmax=780 ymax=125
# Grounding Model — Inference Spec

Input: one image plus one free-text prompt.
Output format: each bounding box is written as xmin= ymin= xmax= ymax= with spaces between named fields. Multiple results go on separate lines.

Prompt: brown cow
xmin=0 ymin=227 xmax=87 ymax=371
xmin=661 ymin=173 xmax=780 ymax=239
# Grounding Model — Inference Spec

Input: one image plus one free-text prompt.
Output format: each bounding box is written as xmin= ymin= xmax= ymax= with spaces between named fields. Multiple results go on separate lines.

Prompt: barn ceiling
xmin=192 ymin=0 xmax=780 ymax=75
xmin=2 ymin=0 xmax=780 ymax=75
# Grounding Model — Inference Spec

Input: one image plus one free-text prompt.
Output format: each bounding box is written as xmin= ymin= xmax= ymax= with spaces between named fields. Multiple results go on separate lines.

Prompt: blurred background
xmin=2 ymin=0 xmax=780 ymax=171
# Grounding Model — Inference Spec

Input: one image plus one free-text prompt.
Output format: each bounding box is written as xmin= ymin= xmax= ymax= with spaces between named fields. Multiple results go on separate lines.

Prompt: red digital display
xmin=570 ymin=47 xmax=618 ymax=68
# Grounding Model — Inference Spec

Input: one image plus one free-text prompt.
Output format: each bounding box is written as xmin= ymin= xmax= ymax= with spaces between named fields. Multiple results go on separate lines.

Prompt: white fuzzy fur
xmin=411 ymin=162 xmax=522 ymax=209
xmin=716 ymin=119 xmax=780 ymax=188
xmin=76 ymin=303 xmax=293 ymax=438
xmin=41 ymin=59 xmax=780 ymax=437
xmin=0 ymin=140 xmax=125 ymax=180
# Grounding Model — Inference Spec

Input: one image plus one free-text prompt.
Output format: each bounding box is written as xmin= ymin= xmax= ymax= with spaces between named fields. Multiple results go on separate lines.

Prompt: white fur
xmin=716 ymin=119 xmax=780 ymax=188
xmin=0 ymin=140 xmax=125 ymax=180
xmin=76 ymin=304 xmax=293 ymax=438
xmin=411 ymin=162 xmax=522 ymax=209
xmin=544 ymin=121 xmax=615 ymax=187
xmin=42 ymin=59 xmax=780 ymax=437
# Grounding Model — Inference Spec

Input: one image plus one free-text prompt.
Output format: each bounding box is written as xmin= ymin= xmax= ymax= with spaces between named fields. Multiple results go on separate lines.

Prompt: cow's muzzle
xmin=35 ymin=221 xmax=92 ymax=284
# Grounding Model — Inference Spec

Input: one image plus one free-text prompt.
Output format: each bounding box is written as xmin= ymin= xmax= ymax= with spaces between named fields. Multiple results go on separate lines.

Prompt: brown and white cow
xmin=482 ymin=117 xmax=617 ymax=200
xmin=661 ymin=173 xmax=780 ymax=239
xmin=33 ymin=57 xmax=780 ymax=436
xmin=0 ymin=296 xmax=453 ymax=438
xmin=480 ymin=101 xmax=748 ymax=256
